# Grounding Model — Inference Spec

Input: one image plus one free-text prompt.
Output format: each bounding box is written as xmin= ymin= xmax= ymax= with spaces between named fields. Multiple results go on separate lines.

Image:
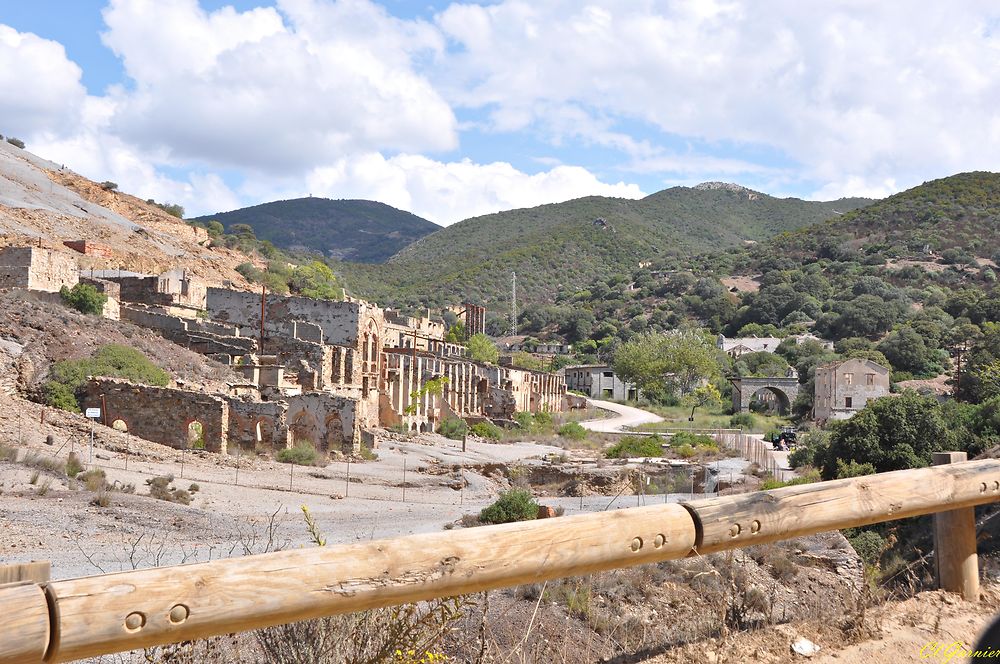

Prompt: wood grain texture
xmin=0 ymin=561 xmax=50 ymax=585
xmin=933 ymin=452 xmax=980 ymax=601
xmin=684 ymin=458 xmax=1000 ymax=554
xmin=0 ymin=582 xmax=50 ymax=664
xmin=47 ymin=503 xmax=697 ymax=662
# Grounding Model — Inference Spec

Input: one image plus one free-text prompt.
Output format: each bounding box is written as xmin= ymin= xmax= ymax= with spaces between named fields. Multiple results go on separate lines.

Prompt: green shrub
xmin=99 ymin=181 xmax=118 ymax=191
xmin=729 ymin=412 xmax=755 ymax=429
xmin=145 ymin=474 xmax=192 ymax=504
xmin=470 ymin=421 xmax=502 ymax=441
xmin=759 ymin=469 xmax=820 ymax=490
xmin=557 ymin=421 xmax=587 ymax=441
xmin=605 ymin=435 xmax=665 ymax=459
xmin=43 ymin=344 xmax=169 ymax=412
xmin=6 ymin=137 xmax=24 ymax=149
xmin=675 ymin=443 xmax=696 ymax=458
xmin=514 ymin=411 xmax=534 ymax=430
xmin=60 ymin=283 xmax=108 ymax=315
xmin=438 ymin=418 xmax=468 ymax=440
xmin=788 ymin=445 xmax=814 ymax=469
xmin=276 ymin=443 xmax=319 ymax=466
xmin=846 ymin=529 xmax=887 ymax=566
xmin=479 ymin=489 xmax=538 ymax=525
xmin=836 ymin=459 xmax=876 ymax=479
xmin=670 ymin=431 xmax=718 ymax=447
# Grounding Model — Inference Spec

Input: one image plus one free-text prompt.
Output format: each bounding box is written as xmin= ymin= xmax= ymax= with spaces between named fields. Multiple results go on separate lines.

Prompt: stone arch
xmin=186 ymin=419 xmax=206 ymax=450
xmin=748 ymin=386 xmax=792 ymax=415
xmin=324 ymin=413 xmax=345 ymax=453
xmin=731 ymin=377 xmax=799 ymax=416
xmin=289 ymin=410 xmax=320 ymax=448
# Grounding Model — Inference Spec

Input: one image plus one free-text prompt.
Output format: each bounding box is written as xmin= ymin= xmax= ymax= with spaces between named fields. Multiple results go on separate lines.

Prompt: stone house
xmin=813 ymin=357 xmax=890 ymax=421
xmin=564 ymin=365 xmax=639 ymax=401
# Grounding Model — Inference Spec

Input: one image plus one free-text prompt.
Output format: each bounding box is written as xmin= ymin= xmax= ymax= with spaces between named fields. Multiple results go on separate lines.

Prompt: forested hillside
xmin=335 ymin=184 xmax=869 ymax=309
xmin=521 ymin=172 xmax=1000 ymax=417
xmin=191 ymin=198 xmax=439 ymax=263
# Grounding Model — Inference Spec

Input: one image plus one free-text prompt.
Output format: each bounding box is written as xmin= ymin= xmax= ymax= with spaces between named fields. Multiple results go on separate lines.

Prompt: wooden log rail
xmin=4 ymin=458 xmax=1000 ymax=664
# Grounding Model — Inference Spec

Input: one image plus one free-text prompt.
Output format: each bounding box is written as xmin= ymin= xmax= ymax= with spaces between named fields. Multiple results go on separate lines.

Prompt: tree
xmin=612 ymin=330 xmax=721 ymax=402
xmin=60 ymin=283 xmax=107 ymax=315
xmin=289 ymin=261 xmax=341 ymax=300
xmin=877 ymin=326 xmax=936 ymax=376
xmin=818 ymin=391 xmax=956 ymax=479
xmin=684 ymin=383 xmax=721 ymax=421
xmin=467 ymin=334 xmax=499 ymax=364
xmin=444 ymin=322 xmax=465 ymax=343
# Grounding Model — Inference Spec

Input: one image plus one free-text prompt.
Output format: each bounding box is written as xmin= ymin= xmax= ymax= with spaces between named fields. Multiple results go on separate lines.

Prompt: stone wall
xmin=83 ymin=378 xmax=229 ymax=453
xmin=228 ymin=399 xmax=288 ymax=452
xmin=285 ymin=392 xmax=362 ymax=453
xmin=0 ymin=247 xmax=79 ymax=292
xmin=206 ymin=288 xmax=384 ymax=349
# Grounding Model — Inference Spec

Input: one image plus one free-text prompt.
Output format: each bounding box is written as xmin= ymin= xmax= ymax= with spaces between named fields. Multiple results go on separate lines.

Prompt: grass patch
xmin=470 ymin=421 xmax=502 ymax=441
xmin=276 ymin=442 xmax=319 ymax=466
xmin=759 ymin=468 xmax=821 ymax=490
xmin=557 ymin=421 xmax=587 ymax=441
xmin=605 ymin=435 xmax=665 ymax=459
xmin=65 ymin=453 xmax=83 ymax=478
xmin=438 ymin=418 xmax=468 ymax=440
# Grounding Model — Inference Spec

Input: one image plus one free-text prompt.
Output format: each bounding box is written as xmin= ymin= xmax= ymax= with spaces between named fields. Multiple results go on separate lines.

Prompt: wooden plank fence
xmin=2 ymin=456 xmax=998 ymax=663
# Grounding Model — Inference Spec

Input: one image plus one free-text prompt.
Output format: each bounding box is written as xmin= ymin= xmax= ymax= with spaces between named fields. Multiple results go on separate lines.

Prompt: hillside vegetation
xmin=334 ymin=185 xmax=870 ymax=310
xmin=191 ymin=198 xmax=439 ymax=263
xmin=521 ymin=172 xmax=1000 ymax=418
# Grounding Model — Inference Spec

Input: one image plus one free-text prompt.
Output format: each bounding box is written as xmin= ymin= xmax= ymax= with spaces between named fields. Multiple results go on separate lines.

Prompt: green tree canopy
xmin=467 ymin=333 xmax=499 ymax=364
xmin=612 ymin=330 xmax=721 ymax=402
xmin=818 ymin=391 xmax=956 ymax=479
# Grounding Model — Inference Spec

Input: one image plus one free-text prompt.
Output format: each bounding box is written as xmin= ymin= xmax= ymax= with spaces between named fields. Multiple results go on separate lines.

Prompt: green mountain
xmin=765 ymin=171 xmax=1000 ymax=259
xmin=529 ymin=172 xmax=1000 ymax=382
xmin=336 ymin=183 xmax=870 ymax=309
xmin=191 ymin=198 xmax=439 ymax=264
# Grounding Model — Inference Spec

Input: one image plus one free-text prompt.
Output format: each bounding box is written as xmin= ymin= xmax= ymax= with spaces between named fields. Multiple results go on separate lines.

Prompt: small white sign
xmin=85 ymin=408 xmax=101 ymax=419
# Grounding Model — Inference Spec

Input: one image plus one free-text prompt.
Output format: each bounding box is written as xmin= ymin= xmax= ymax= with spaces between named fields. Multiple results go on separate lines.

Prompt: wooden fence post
xmin=933 ymin=451 xmax=979 ymax=601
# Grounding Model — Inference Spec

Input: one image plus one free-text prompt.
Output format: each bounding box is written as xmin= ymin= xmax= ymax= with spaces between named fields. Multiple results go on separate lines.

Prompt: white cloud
xmin=303 ymin=153 xmax=644 ymax=224
xmin=0 ymin=26 xmax=88 ymax=136
xmin=100 ymin=0 xmax=457 ymax=171
xmin=435 ymin=0 xmax=1000 ymax=195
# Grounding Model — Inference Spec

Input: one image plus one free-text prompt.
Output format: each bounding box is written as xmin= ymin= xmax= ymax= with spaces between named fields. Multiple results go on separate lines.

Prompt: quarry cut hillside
xmin=0 ymin=141 xmax=254 ymax=286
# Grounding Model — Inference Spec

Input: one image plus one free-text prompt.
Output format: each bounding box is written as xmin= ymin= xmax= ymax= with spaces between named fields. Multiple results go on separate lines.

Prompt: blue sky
xmin=2 ymin=1 xmax=999 ymax=224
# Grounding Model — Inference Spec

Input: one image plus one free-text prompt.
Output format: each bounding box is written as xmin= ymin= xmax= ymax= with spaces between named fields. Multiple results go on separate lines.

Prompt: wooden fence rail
xmin=4 ymin=457 xmax=1000 ymax=664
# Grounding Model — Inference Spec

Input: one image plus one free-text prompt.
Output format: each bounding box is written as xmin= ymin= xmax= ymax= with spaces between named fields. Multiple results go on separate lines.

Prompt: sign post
xmin=85 ymin=408 xmax=101 ymax=465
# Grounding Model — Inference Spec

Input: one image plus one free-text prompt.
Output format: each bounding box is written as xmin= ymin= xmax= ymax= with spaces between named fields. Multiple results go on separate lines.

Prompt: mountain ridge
xmin=191 ymin=197 xmax=439 ymax=264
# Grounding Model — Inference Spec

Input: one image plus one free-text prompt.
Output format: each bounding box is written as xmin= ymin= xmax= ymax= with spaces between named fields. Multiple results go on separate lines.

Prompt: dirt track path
xmin=579 ymin=398 xmax=663 ymax=433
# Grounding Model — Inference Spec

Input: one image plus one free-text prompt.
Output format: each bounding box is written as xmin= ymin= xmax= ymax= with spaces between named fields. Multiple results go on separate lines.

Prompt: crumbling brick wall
xmin=84 ymin=378 xmax=229 ymax=453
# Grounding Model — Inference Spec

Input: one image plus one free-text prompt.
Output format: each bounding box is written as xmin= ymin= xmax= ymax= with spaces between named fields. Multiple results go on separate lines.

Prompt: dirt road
xmin=579 ymin=399 xmax=663 ymax=433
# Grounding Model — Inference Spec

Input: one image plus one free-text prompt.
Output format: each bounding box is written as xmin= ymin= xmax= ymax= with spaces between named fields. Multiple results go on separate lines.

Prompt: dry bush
xmin=255 ymin=599 xmax=468 ymax=664
xmin=80 ymin=468 xmax=107 ymax=492
xmin=146 ymin=475 xmax=191 ymax=504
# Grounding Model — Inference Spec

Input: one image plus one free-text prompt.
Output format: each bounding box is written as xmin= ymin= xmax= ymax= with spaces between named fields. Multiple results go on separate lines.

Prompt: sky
xmin=2 ymin=1 xmax=1000 ymax=226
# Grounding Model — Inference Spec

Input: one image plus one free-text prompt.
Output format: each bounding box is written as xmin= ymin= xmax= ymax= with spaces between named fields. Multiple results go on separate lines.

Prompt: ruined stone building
xmin=812 ymin=358 xmax=890 ymax=421
xmin=79 ymin=278 xmax=565 ymax=456
xmin=0 ymin=246 xmax=78 ymax=292
xmin=564 ymin=365 xmax=639 ymax=401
